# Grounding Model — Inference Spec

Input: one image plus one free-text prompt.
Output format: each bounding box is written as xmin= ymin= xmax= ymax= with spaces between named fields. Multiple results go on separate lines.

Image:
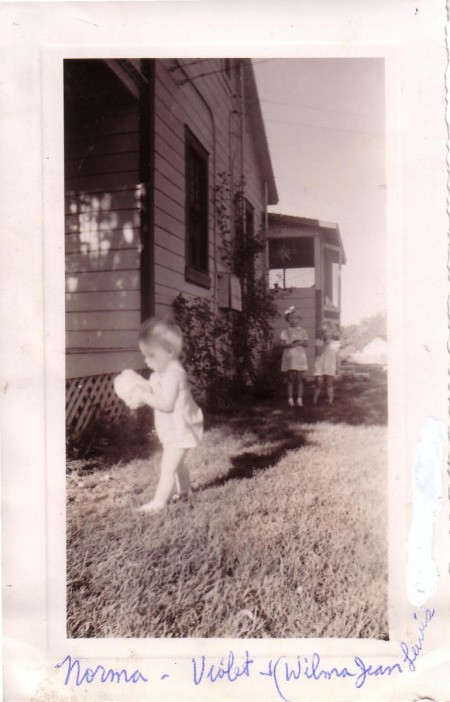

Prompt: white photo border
xmin=2 ymin=2 xmax=448 ymax=700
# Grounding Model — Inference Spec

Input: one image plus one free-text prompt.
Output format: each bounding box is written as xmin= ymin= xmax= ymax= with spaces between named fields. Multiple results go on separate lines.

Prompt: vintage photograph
xmin=64 ymin=57 xmax=387 ymax=639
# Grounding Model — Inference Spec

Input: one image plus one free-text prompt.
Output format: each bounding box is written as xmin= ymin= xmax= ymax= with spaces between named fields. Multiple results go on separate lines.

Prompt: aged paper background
xmin=1 ymin=1 xmax=449 ymax=700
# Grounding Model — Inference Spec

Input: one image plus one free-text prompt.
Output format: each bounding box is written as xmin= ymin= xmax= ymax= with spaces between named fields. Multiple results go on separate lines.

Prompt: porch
xmin=267 ymin=213 xmax=346 ymax=374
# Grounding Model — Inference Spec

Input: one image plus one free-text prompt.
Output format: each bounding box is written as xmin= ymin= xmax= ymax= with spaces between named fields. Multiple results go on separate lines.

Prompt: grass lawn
xmin=67 ymin=368 xmax=388 ymax=639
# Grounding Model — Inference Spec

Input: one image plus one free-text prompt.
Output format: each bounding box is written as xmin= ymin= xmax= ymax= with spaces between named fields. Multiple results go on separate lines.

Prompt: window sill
xmin=185 ymin=266 xmax=211 ymax=289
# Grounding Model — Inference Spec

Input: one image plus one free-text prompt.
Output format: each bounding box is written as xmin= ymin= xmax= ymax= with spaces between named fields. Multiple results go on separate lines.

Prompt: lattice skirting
xmin=66 ymin=373 xmax=125 ymax=436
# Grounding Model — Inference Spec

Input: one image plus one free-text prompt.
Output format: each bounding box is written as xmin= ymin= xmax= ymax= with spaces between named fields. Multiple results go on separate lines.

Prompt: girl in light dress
xmin=313 ymin=322 xmax=340 ymax=405
xmin=280 ymin=306 xmax=308 ymax=407
xmin=114 ymin=317 xmax=203 ymax=514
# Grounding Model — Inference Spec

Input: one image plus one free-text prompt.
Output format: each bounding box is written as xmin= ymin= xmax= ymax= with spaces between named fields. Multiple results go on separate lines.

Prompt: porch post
xmin=140 ymin=60 xmax=155 ymax=320
xmin=338 ymin=247 xmax=342 ymax=326
xmin=314 ymin=235 xmax=322 ymax=333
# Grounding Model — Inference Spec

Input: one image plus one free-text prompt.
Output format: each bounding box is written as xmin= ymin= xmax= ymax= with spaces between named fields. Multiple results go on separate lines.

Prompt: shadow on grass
xmin=66 ymin=405 xmax=158 ymax=473
xmin=207 ymin=366 xmax=388 ymax=433
xmin=199 ymin=368 xmax=387 ymax=489
xmin=67 ymin=368 xmax=387 ymax=473
xmin=201 ymin=431 xmax=310 ymax=490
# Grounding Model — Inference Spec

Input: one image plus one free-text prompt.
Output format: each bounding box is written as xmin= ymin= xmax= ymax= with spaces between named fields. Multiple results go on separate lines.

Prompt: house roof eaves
xmin=242 ymin=60 xmax=278 ymax=206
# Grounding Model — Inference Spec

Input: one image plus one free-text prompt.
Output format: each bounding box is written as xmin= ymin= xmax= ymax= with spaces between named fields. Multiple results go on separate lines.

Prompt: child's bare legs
xmin=138 ymin=447 xmax=188 ymax=513
xmin=174 ymin=460 xmax=192 ymax=497
xmin=287 ymin=372 xmax=304 ymax=406
xmin=313 ymin=376 xmax=323 ymax=404
xmin=326 ymin=375 xmax=334 ymax=404
xmin=286 ymin=371 xmax=295 ymax=406
xmin=297 ymin=371 xmax=304 ymax=406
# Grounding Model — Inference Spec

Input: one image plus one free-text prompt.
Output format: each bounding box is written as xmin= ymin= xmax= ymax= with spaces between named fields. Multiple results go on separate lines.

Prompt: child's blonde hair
xmin=139 ymin=317 xmax=183 ymax=358
xmin=320 ymin=321 xmax=339 ymax=339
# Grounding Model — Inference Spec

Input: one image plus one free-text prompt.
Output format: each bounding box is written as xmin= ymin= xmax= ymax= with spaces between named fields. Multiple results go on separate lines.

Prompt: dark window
xmin=268 ymin=237 xmax=316 ymax=289
xmin=268 ymin=237 xmax=315 ymax=269
xmin=185 ymin=127 xmax=210 ymax=288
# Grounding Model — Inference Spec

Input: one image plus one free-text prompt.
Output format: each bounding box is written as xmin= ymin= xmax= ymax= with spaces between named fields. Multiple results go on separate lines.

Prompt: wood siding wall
xmin=153 ymin=59 xmax=268 ymax=318
xmin=65 ymin=69 xmax=144 ymax=378
xmin=66 ymin=59 xmax=271 ymax=380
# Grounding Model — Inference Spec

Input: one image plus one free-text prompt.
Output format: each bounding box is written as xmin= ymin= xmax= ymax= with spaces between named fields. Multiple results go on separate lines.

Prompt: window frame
xmin=244 ymin=198 xmax=254 ymax=240
xmin=184 ymin=126 xmax=210 ymax=289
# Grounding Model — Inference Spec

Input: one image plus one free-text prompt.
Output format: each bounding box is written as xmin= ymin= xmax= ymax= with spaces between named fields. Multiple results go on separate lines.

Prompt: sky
xmin=253 ymin=58 xmax=386 ymax=326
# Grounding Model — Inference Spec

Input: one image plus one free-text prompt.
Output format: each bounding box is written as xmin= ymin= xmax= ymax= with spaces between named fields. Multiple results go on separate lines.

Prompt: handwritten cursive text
xmin=260 ymin=653 xmax=402 ymax=701
xmin=55 ymin=655 xmax=149 ymax=686
xmin=56 ymin=609 xmax=436 ymax=698
xmin=400 ymin=607 xmax=435 ymax=672
xmin=192 ymin=650 xmax=254 ymax=685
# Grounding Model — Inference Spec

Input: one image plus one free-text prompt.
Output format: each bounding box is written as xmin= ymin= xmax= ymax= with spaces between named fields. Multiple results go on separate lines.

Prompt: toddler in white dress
xmin=313 ymin=323 xmax=340 ymax=405
xmin=114 ymin=317 xmax=203 ymax=514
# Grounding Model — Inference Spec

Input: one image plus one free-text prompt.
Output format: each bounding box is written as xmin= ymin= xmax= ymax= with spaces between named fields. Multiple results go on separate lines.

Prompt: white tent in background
xmin=350 ymin=337 xmax=388 ymax=366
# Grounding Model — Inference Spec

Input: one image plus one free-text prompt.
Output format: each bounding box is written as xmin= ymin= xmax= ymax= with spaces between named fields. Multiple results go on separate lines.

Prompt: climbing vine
xmin=174 ymin=173 xmax=281 ymax=409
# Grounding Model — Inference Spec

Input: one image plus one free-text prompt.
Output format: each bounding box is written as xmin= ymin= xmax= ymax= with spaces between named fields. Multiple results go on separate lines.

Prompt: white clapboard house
xmin=65 ymin=59 xmax=278 ymax=434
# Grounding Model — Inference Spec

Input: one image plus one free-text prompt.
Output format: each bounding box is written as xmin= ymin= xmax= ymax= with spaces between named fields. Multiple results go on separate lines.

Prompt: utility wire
xmin=175 ymin=58 xmax=282 ymax=84
xmin=256 ymin=97 xmax=383 ymax=120
xmin=170 ymin=59 xmax=383 ymax=134
xmin=233 ymin=111 xmax=382 ymax=137
xmin=168 ymin=58 xmax=216 ymax=71
xmin=171 ymin=62 xmax=382 ymax=124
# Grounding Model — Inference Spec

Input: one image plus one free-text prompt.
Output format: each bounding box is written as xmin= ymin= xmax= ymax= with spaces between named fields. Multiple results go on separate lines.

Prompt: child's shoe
xmin=296 ymin=398 xmax=303 ymax=407
xmin=288 ymin=398 xmax=295 ymax=407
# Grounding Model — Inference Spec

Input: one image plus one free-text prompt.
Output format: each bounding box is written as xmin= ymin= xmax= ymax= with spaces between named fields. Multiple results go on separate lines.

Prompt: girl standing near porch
xmin=114 ymin=317 xmax=203 ymax=514
xmin=280 ymin=306 xmax=308 ymax=407
xmin=313 ymin=323 xmax=340 ymax=405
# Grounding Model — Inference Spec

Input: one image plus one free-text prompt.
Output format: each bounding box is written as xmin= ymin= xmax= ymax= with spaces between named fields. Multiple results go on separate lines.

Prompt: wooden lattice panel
xmin=66 ymin=373 xmax=124 ymax=436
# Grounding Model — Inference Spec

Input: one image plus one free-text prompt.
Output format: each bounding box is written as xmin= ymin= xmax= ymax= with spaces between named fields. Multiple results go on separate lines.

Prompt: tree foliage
xmin=340 ymin=311 xmax=387 ymax=356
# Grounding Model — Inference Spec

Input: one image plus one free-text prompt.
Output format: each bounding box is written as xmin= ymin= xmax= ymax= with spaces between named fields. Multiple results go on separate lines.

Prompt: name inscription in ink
xmin=55 ymin=655 xmax=149 ymax=687
xmin=54 ymin=609 xmax=435 ymax=700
